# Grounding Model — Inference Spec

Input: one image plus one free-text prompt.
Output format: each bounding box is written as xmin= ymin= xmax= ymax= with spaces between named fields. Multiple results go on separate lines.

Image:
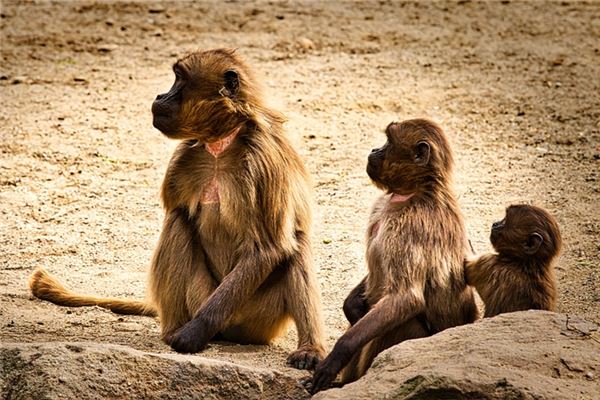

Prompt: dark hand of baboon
xmin=308 ymin=119 xmax=479 ymax=392
xmin=342 ymin=277 xmax=369 ymax=326
xmin=165 ymin=318 xmax=213 ymax=354
xmin=465 ymin=204 xmax=561 ymax=317
xmin=286 ymin=344 xmax=323 ymax=370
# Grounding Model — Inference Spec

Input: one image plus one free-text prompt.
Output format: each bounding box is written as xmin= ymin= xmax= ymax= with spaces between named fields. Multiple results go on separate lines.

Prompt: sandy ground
xmin=1 ymin=0 xmax=599 ymax=379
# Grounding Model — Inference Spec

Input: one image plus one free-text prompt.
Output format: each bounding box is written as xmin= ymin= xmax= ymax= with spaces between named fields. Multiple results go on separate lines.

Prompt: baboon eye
xmin=492 ymin=219 xmax=505 ymax=230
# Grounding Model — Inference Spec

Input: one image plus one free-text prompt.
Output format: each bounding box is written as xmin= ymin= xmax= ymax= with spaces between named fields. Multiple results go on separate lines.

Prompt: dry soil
xmin=1 ymin=0 xmax=599 ymax=379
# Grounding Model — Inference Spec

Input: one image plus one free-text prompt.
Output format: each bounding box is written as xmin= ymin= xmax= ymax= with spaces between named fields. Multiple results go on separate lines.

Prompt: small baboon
xmin=306 ymin=119 xmax=479 ymax=393
xmin=30 ymin=49 xmax=325 ymax=369
xmin=465 ymin=204 xmax=561 ymax=317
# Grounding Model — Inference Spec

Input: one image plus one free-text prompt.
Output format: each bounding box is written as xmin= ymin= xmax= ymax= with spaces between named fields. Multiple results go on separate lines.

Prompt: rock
xmin=148 ymin=5 xmax=166 ymax=14
xmin=315 ymin=312 xmax=600 ymax=400
xmin=0 ymin=342 xmax=309 ymax=400
xmin=297 ymin=37 xmax=315 ymax=50
xmin=97 ymin=44 xmax=118 ymax=53
xmin=11 ymin=76 xmax=27 ymax=84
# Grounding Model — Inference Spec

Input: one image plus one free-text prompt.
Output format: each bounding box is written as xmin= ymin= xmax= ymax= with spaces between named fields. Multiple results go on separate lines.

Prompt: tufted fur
xmin=465 ymin=204 xmax=561 ymax=317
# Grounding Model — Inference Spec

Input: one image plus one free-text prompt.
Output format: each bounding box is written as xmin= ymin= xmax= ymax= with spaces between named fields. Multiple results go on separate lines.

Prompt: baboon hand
xmin=308 ymin=357 xmax=341 ymax=394
xmin=287 ymin=344 xmax=325 ymax=370
xmin=168 ymin=319 xmax=212 ymax=354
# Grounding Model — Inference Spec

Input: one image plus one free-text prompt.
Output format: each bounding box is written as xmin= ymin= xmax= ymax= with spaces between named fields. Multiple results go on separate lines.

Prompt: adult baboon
xmin=30 ymin=49 xmax=325 ymax=369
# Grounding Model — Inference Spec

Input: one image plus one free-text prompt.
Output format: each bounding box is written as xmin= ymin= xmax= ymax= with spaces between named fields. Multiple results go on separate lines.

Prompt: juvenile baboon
xmin=306 ymin=119 xmax=479 ymax=393
xmin=465 ymin=204 xmax=561 ymax=317
xmin=30 ymin=49 xmax=325 ymax=369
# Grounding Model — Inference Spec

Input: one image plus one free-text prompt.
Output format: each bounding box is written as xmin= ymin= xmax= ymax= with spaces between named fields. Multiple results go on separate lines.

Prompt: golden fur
xmin=30 ymin=49 xmax=325 ymax=368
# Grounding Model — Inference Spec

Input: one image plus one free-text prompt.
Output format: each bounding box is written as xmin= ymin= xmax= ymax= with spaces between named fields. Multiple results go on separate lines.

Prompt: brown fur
xmin=465 ymin=204 xmax=560 ymax=317
xmin=307 ymin=119 xmax=479 ymax=393
xmin=29 ymin=49 xmax=325 ymax=368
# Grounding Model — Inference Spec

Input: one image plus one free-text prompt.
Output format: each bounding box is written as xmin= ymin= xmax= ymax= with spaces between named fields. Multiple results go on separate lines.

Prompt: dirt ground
xmin=1 ymin=0 xmax=599 ymax=379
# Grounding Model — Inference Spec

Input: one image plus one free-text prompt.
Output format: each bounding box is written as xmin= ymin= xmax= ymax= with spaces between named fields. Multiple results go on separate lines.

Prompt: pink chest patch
xmin=370 ymin=221 xmax=381 ymax=238
xmin=201 ymin=177 xmax=220 ymax=204
xmin=200 ymin=126 xmax=240 ymax=205
xmin=390 ymin=192 xmax=415 ymax=203
xmin=205 ymin=126 xmax=240 ymax=157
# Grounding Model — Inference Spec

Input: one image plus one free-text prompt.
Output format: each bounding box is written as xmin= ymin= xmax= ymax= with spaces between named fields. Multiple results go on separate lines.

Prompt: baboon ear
xmin=414 ymin=141 xmax=430 ymax=165
xmin=524 ymin=232 xmax=543 ymax=255
xmin=222 ymin=70 xmax=240 ymax=97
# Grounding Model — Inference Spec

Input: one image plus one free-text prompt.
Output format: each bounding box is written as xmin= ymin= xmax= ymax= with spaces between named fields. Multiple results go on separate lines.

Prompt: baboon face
xmin=366 ymin=119 xmax=453 ymax=194
xmin=151 ymin=49 xmax=252 ymax=141
xmin=490 ymin=204 xmax=561 ymax=261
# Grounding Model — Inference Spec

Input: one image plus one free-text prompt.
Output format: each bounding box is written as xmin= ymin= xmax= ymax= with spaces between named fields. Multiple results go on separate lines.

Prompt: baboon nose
xmin=492 ymin=221 xmax=504 ymax=230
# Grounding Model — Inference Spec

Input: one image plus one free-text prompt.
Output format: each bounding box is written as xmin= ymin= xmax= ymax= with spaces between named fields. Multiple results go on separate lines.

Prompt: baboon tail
xmin=29 ymin=267 xmax=157 ymax=317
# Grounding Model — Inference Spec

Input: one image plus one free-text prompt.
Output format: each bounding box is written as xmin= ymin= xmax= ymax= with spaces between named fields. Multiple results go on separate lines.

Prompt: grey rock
xmin=315 ymin=311 xmax=600 ymax=400
xmin=0 ymin=342 xmax=309 ymax=400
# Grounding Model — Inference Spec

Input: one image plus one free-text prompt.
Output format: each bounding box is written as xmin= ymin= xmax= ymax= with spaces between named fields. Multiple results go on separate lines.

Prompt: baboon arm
xmin=464 ymin=259 xmax=477 ymax=284
xmin=343 ymin=277 xmax=369 ymax=326
xmin=200 ymin=245 xmax=282 ymax=329
xmin=310 ymin=289 xmax=425 ymax=393
xmin=464 ymin=254 xmax=495 ymax=286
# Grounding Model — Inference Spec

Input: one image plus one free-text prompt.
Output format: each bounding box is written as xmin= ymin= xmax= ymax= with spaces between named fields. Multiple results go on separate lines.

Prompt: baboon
xmin=30 ymin=49 xmax=326 ymax=369
xmin=465 ymin=204 xmax=560 ymax=317
xmin=306 ymin=119 xmax=479 ymax=393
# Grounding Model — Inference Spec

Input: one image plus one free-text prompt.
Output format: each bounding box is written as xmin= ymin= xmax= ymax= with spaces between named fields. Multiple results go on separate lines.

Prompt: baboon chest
xmin=195 ymin=145 xmax=249 ymax=279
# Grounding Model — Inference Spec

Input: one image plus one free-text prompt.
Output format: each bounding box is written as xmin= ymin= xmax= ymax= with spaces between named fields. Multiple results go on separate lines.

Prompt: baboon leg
xmin=184 ymin=259 xmax=219 ymax=337
xmin=285 ymin=232 xmax=326 ymax=370
xmin=150 ymin=208 xmax=216 ymax=341
xmin=220 ymin=283 xmax=290 ymax=345
xmin=340 ymin=316 xmax=429 ymax=384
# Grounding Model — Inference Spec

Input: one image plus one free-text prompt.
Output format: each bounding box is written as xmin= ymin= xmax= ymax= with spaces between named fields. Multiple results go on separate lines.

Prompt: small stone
xmin=585 ymin=371 xmax=594 ymax=380
xmin=11 ymin=76 xmax=27 ymax=84
xmin=152 ymin=29 xmax=163 ymax=37
xmin=97 ymin=44 xmax=118 ymax=53
xmin=297 ymin=37 xmax=315 ymax=50
xmin=322 ymin=239 xmax=332 ymax=244
xmin=148 ymin=5 xmax=166 ymax=13
xmin=105 ymin=19 xmax=114 ymax=26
